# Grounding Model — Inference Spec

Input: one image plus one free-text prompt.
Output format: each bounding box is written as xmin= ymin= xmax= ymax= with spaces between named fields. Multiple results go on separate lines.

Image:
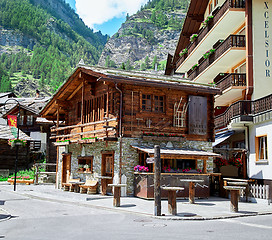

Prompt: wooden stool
xmin=108 ymin=184 xmax=127 ymax=207
xmin=161 ymin=187 xmax=184 ymax=215
xmin=224 ymin=186 xmax=246 ymax=212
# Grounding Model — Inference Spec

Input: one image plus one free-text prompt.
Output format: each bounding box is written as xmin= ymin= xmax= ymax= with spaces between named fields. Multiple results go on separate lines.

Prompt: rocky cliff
xmin=98 ymin=8 xmax=186 ymax=70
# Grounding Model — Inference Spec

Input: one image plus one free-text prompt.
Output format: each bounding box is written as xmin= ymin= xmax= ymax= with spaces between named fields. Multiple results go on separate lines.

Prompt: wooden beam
xmin=67 ymin=82 xmax=83 ymax=100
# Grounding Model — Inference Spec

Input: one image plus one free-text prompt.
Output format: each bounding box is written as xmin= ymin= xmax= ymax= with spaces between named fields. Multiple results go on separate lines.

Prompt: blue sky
xmin=64 ymin=0 xmax=148 ymax=36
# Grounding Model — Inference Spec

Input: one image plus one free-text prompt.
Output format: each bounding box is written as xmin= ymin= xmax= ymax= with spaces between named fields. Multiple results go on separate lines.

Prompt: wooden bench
xmin=223 ymin=178 xmax=254 ymax=202
xmin=79 ymin=180 xmax=98 ymax=194
xmin=62 ymin=178 xmax=81 ymax=191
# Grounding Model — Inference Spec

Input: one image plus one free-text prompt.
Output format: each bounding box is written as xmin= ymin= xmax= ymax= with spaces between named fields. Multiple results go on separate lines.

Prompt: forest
xmin=0 ymin=0 xmax=107 ymax=94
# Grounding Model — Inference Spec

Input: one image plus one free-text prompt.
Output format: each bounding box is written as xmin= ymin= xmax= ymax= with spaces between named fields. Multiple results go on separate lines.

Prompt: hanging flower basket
xmin=8 ymin=139 xmax=27 ymax=148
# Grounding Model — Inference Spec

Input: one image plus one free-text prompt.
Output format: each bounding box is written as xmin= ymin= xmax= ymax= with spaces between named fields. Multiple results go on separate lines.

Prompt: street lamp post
xmin=4 ymin=99 xmax=21 ymax=191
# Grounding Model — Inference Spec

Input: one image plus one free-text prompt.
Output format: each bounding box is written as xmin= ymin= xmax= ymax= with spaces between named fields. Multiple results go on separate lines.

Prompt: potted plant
xmin=84 ymin=164 xmax=91 ymax=172
xmin=8 ymin=139 xmax=27 ymax=148
xmin=190 ymin=34 xmax=198 ymax=43
xmin=202 ymin=15 xmax=214 ymax=28
xmin=179 ymin=48 xmax=188 ymax=57
xmin=191 ymin=64 xmax=199 ymax=71
xmin=78 ymin=164 xmax=84 ymax=172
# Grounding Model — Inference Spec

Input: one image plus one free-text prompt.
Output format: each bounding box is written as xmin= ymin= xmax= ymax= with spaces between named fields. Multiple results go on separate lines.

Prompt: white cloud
xmin=75 ymin=0 xmax=149 ymax=29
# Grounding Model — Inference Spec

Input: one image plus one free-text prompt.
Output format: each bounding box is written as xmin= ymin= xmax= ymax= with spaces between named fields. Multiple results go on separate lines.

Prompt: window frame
xmin=141 ymin=93 xmax=165 ymax=113
xmin=255 ymin=135 xmax=268 ymax=162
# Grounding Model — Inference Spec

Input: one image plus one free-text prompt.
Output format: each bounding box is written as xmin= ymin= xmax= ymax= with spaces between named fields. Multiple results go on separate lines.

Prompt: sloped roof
xmin=0 ymin=125 xmax=32 ymax=140
xmin=131 ymin=145 xmax=221 ymax=158
xmin=40 ymin=64 xmax=221 ymax=119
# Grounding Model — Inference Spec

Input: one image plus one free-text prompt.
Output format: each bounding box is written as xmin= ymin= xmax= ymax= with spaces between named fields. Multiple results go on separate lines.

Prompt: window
xmin=78 ymin=156 xmax=93 ymax=172
xmin=141 ymin=94 xmax=165 ymax=113
xmin=26 ymin=115 xmax=33 ymax=126
xmin=18 ymin=115 xmax=24 ymax=126
xmin=214 ymin=0 xmax=218 ymax=7
xmin=256 ymin=136 xmax=268 ymax=161
xmin=154 ymin=95 xmax=165 ymax=112
xmin=209 ymin=2 xmax=213 ymax=14
xmin=142 ymin=94 xmax=152 ymax=111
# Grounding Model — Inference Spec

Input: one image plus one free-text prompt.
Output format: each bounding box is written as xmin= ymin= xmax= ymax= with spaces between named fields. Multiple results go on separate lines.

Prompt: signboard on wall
xmin=188 ymin=95 xmax=207 ymax=135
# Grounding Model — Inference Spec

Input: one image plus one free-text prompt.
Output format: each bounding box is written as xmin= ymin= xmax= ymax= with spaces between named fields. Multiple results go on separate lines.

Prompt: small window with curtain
xmin=256 ymin=135 xmax=268 ymax=162
xmin=154 ymin=95 xmax=165 ymax=112
xmin=142 ymin=94 xmax=152 ymax=112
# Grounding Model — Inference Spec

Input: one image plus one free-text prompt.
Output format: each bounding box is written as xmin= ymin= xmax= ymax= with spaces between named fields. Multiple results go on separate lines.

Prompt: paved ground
xmin=1 ymin=183 xmax=272 ymax=221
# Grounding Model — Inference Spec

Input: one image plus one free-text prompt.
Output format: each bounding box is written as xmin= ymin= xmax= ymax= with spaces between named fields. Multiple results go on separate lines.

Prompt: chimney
xmin=36 ymin=89 xmax=40 ymax=98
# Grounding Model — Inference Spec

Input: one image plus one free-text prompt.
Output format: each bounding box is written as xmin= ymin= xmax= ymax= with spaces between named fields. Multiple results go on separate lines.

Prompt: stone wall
xmin=56 ymin=138 xmax=213 ymax=195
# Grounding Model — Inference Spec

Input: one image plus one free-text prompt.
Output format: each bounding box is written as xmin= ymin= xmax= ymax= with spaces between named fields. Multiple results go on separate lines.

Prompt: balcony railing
xmin=215 ymin=93 xmax=272 ymax=129
xmin=216 ymin=73 xmax=246 ymax=92
xmin=187 ymin=35 xmax=246 ymax=80
xmin=177 ymin=0 xmax=245 ymax=68
xmin=50 ymin=118 xmax=118 ymax=143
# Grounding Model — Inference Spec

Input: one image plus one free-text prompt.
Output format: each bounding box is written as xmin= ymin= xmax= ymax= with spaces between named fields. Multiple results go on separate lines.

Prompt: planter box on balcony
xmin=142 ymin=136 xmax=185 ymax=142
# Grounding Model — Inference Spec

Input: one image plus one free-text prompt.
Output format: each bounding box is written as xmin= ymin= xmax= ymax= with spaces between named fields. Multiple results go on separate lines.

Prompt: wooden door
xmin=101 ymin=153 xmax=114 ymax=193
xmin=62 ymin=154 xmax=71 ymax=185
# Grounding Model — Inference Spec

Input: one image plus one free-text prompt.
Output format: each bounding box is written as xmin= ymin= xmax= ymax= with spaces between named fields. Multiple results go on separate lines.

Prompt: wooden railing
xmin=215 ymin=93 xmax=272 ymax=129
xmin=188 ymin=35 xmax=246 ymax=80
xmin=176 ymin=0 xmax=245 ymax=68
xmin=50 ymin=118 xmax=118 ymax=142
xmin=216 ymin=73 xmax=246 ymax=92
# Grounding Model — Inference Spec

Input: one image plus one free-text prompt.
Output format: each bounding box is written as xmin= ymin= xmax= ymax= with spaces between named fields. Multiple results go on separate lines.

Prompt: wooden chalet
xmin=41 ymin=64 xmax=221 ymax=197
xmin=0 ymin=96 xmax=56 ymax=173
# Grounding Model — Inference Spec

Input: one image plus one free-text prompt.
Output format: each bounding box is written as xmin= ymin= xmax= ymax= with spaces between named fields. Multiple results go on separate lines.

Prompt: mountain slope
xmin=98 ymin=0 xmax=189 ymax=71
xmin=0 ymin=0 xmax=108 ymax=96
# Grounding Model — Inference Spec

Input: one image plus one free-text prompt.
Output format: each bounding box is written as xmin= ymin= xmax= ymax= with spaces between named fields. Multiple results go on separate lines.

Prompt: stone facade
xmin=56 ymin=137 xmax=213 ymax=196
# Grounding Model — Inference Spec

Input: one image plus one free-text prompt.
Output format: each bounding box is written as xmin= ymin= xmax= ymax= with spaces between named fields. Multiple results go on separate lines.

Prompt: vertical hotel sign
xmin=7 ymin=115 xmax=18 ymax=138
xmin=264 ymin=1 xmax=271 ymax=77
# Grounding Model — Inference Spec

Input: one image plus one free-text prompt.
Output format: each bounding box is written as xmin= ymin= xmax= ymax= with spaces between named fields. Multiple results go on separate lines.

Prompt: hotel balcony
xmin=187 ymin=35 xmax=246 ymax=83
xmin=176 ymin=0 xmax=245 ymax=73
xmin=214 ymin=73 xmax=246 ymax=107
xmin=215 ymin=94 xmax=272 ymax=129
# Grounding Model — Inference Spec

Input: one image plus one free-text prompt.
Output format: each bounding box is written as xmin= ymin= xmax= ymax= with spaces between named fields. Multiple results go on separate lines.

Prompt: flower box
xmin=142 ymin=136 xmax=185 ymax=142
xmin=7 ymin=178 xmax=34 ymax=185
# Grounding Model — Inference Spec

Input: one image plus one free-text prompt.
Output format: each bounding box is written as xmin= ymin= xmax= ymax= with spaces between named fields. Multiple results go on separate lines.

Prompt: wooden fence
xmin=249 ymin=184 xmax=270 ymax=200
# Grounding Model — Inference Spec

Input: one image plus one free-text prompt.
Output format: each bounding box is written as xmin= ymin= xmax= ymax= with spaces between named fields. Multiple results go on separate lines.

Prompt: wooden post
xmin=189 ymin=182 xmax=195 ymax=204
xmin=34 ymin=164 xmax=39 ymax=185
xmin=154 ymin=145 xmax=161 ymax=216
xmin=168 ymin=190 xmax=177 ymax=215
xmin=230 ymin=190 xmax=239 ymax=212
xmin=101 ymin=179 xmax=107 ymax=195
xmin=203 ymin=159 xmax=207 ymax=174
xmin=113 ymin=186 xmax=121 ymax=207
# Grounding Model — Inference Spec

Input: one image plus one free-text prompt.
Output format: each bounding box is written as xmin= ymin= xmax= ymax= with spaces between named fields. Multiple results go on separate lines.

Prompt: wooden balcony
xmin=187 ymin=35 xmax=246 ymax=81
xmin=215 ymin=73 xmax=246 ymax=92
xmin=215 ymin=94 xmax=272 ymax=129
xmin=176 ymin=0 xmax=245 ymax=73
xmin=50 ymin=118 xmax=118 ymax=145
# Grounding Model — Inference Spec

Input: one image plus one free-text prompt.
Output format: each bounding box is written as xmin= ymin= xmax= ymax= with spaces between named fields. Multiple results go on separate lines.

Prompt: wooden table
xmin=97 ymin=176 xmax=112 ymax=195
xmin=108 ymin=184 xmax=127 ymax=207
xmin=161 ymin=186 xmax=184 ymax=215
xmin=224 ymin=186 xmax=246 ymax=212
xmin=180 ymin=179 xmax=204 ymax=204
xmin=69 ymin=181 xmax=85 ymax=193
